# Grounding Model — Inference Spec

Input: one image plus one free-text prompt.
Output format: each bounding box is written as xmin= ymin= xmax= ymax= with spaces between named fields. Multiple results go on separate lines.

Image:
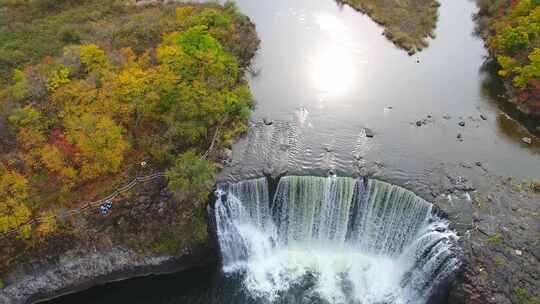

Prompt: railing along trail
xmin=0 ymin=172 xmax=166 ymax=238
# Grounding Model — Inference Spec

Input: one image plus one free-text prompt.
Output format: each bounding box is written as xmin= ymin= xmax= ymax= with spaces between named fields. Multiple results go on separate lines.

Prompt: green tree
xmin=166 ymin=151 xmax=216 ymax=202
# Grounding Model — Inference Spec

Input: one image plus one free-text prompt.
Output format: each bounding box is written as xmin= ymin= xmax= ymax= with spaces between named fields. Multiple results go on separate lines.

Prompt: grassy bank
xmin=336 ymin=0 xmax=440 ymax=54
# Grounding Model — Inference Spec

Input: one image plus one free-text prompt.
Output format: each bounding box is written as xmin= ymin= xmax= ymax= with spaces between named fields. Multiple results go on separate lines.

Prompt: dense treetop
xmin=0 ymin=1 xmax=259 ymax=238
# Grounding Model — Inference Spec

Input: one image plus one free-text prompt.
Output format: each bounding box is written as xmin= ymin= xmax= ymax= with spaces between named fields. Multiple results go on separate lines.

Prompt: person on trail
xmin=99 ymin=200 xmax=113 ymax=215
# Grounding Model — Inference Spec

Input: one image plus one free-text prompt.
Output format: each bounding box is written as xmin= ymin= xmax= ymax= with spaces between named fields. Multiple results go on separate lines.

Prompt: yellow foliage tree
xmin=79 ymin=44 xmax=110 ymax=74
xmin=0 ymin=170 xmax=32 ymax=236
xmin=64 ymin=113 xmax=130 ymax=180
xmin=40 ymin=145 xmax=77 ymax=191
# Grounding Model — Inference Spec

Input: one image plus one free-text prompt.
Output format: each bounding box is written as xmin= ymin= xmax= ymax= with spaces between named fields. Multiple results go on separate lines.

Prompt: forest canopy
xmin=0 ymin=1 xmax=259 ymax=238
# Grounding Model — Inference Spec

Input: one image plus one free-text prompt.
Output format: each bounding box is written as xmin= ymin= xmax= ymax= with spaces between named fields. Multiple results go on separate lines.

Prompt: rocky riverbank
xmin=0 ymin=180 xmax=218 ymax=304
xmin=412 ymin=164 xmax=540 ymax=304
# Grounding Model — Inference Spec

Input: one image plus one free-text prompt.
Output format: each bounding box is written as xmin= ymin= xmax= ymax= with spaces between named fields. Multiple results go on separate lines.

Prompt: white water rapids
xmin=213 ymin=176 xmax=461 ymax=304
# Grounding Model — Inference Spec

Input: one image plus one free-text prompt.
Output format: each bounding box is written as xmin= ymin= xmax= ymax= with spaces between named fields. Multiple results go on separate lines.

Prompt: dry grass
xmin=337 ymin=0 xmax=440 ymax=54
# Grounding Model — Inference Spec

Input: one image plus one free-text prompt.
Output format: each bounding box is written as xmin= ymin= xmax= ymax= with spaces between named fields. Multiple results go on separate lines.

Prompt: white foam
xmin=214 ymin=176 xmax=461 ymax=304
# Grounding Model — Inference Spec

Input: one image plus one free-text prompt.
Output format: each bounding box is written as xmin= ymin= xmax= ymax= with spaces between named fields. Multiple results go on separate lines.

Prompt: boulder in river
xmin=263 ymin=118 xmax=273 ymax=126
xmin=416 ymin=121 xmax=423 ymax=127
xmin=480 ymin=114 xmax=487 ymax=120
xmin=521 ymin=137 xmax=532 ymax=144
xmin=364 ymin=128 xmax=375 ymax=138
xmin=458 ymin=121 xmax=466 ymax=127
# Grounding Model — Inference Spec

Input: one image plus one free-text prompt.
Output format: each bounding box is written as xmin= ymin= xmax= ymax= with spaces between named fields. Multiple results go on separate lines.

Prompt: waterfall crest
xmin=213 ymin=176 xmax=461 ymax=303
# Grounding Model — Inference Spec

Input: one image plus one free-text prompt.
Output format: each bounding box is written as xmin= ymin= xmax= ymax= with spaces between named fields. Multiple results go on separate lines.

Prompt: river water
xmin=44 ymin=0 xmax=539 ymax=303
xmin=220 ymin=0 xmax=540 ymax=182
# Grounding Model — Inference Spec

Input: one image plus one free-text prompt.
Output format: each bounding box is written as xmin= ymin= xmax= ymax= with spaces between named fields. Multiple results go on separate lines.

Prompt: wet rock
xmin=364 ymin=128 xmax=375 ymax=138
xmin=262 ymin=167 xmax=272 ymax=176
xmin=219 ymin=148 xmax=232 ymax=164
xmin=457 ymin=133 xmax=463 ymax=141
xmin=263 ymin=118 xmax=273 ymax=126
xmin=521 ymin=137 xmax=532 ymax=144
xmin=530 ymin=181 xmax=540 ymax=192
xmin=475 ymin=161 xmax=482 ymax=167
xmin=416 ymin=121 xmax=423 ymax=127
xmin=460 ymin=162 xmax=473 ymax=169
xmin=459 ymin=121 xmax=466 ymax=127
xmin=357 ymin=166 xmax=369 ymax=176
xmin=480 ymin=114 xmax=487 ymax=120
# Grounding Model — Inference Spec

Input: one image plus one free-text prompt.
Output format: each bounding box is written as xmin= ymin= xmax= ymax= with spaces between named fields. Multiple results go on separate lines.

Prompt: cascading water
xmin=213 ymin=176 xmax=461 ymax=304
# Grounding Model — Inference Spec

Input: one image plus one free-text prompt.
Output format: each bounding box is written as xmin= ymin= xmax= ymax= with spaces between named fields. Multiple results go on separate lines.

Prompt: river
xmin=219 ymin=0 xmax=539 ymax=183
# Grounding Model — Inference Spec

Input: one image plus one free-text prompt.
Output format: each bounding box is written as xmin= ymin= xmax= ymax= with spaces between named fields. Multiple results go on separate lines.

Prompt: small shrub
xmin=59 ymin=27 xmax=81 ymax=44
xmin=515 ymin=287 xmax=537 ymax=304
xmin=0 ymin=278 xmax=4 ymax=289
xmin=486 ymin=233 xmax=504 ymax=244
xmin=151 ymin=233 xmax=182 ymax=254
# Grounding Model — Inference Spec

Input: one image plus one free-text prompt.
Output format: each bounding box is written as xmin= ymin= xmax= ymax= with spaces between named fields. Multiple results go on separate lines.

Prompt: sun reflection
xmin=311 ymin=46 xmax=355 ymax=96
xmin=310 ymin=14 xmax=357 ymax=97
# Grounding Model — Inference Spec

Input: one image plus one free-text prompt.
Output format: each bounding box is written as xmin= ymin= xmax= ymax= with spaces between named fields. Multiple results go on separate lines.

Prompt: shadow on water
xmin=41 ymin=265 xmax=251 ymax=304
xmin=480 ymin=58 xmax=540 ymax=139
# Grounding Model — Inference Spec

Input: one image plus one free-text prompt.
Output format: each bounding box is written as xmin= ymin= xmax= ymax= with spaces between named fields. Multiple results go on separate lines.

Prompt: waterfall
xmin=213 ymin=176 xmax=461 ymax=303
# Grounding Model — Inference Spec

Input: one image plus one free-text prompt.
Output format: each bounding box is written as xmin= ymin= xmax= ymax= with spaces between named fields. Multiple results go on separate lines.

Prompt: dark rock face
xmin=0 ymin=181 xmax=217 ymax=304
xmin=421 ymin=165 xmax=540 ymax=304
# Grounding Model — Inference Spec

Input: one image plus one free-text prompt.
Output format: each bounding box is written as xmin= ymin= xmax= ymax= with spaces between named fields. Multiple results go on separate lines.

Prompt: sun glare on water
xmin=310 ymin=15 xmax=358 ymax=97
